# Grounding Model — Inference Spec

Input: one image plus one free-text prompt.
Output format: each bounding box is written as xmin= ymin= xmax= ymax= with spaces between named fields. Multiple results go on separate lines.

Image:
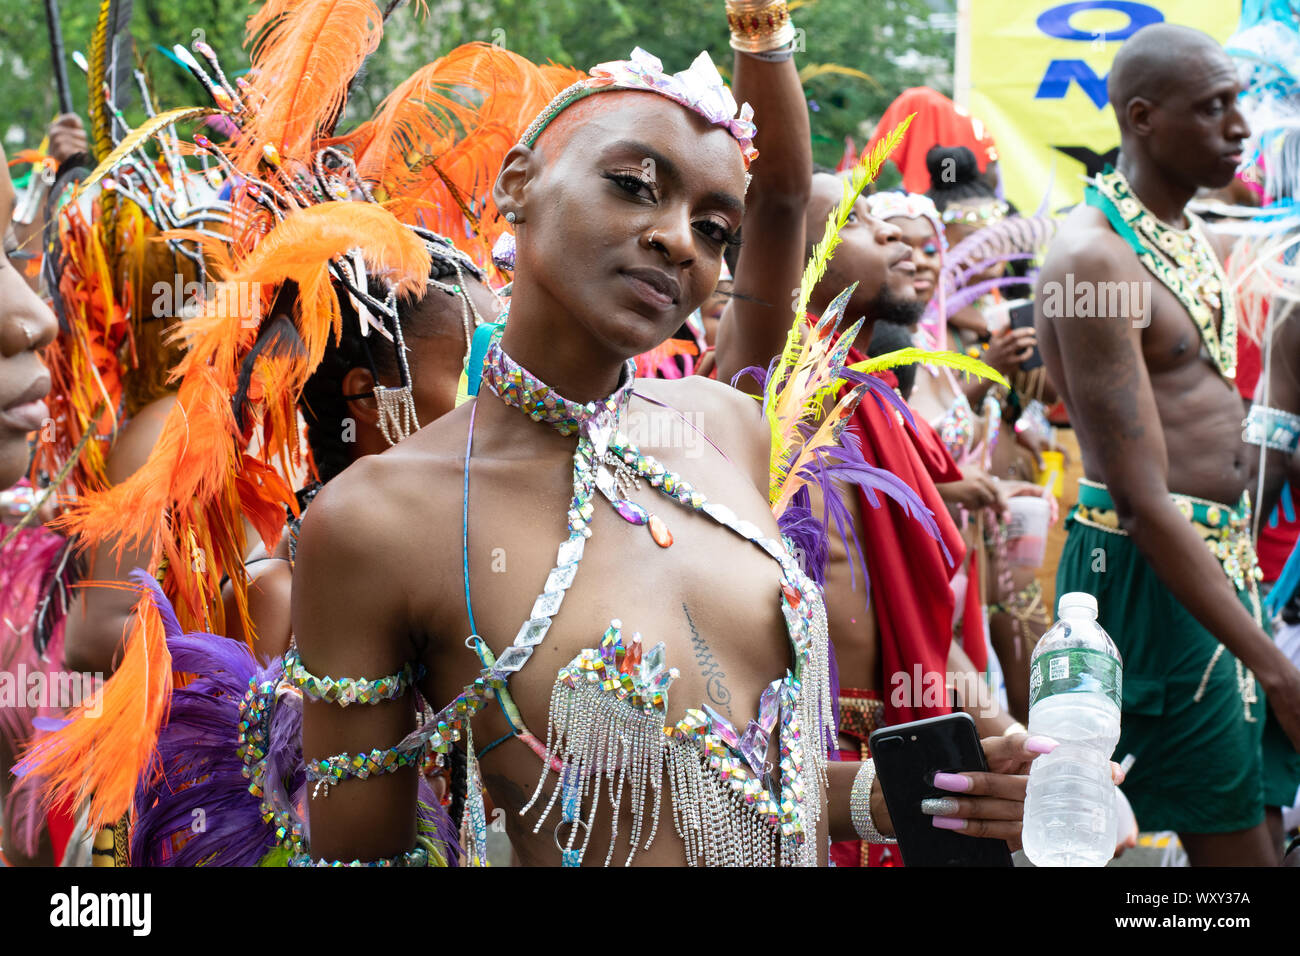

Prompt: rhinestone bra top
xmin=398 ymin=341 xmax=835 ymax=866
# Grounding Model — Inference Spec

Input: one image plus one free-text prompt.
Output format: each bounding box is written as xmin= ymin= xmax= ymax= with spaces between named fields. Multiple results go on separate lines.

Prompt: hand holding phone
xmin=869 ymin=713 xmax=1015 ymax=867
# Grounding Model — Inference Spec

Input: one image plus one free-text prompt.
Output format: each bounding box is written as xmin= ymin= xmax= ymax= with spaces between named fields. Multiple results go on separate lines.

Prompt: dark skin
xmin=295 ymin=95 xmax=1052 ymax=864
xmin=1035 ymin=24 xmax=1296 ymax=865
xmin=0 ymin=147 xmax=58 ymax=486
xmin=0 ymin=144 xmax=59 ymax=867
xmin=712 ymin=48 xmax=811 ymax=391
xmin=803 ymin=176 xmax=1037 ymax=809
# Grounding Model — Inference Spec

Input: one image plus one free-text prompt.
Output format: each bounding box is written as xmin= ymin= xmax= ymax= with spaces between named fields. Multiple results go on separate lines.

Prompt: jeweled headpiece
xmin=866 ymin=191 xmax=946 ymax=249
xmin=519 ymin=47 xmax=758 ymax=167
xmin=940 ymin=197 xmax=1009 ymax=226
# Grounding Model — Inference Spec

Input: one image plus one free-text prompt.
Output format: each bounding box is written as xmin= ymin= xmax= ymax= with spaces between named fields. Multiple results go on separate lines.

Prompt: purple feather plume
xmin=777 ymin=486 xmax=829 ymax=586
xmin=840 ymin=369 xmax=917 ymax=431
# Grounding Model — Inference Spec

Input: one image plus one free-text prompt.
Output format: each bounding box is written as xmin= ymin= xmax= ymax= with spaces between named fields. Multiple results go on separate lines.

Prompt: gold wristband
xmin=726 ymin=0 xmax=796 ymax=53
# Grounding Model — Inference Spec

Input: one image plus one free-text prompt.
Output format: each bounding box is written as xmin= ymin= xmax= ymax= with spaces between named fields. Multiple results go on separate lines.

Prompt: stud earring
xmin=505 ymin=211 xmax=517 ymax=224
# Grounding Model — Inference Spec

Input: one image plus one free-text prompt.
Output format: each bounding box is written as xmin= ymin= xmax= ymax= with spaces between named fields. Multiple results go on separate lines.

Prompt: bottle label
xmin=1028 ymin=648 xmax=1121 ymax=710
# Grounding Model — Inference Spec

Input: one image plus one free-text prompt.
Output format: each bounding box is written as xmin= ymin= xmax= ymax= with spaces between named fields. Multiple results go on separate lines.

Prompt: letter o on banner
xmin=1036 ymin=0 xmax=1164 ymax=43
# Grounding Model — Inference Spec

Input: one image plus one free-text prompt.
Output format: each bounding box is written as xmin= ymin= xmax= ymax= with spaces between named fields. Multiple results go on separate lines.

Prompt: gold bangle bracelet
xmin=726 ymin=2 xmax=796 ymax=53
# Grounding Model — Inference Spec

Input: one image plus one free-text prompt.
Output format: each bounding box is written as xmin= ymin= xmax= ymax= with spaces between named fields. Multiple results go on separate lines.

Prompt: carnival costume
xmin=14 ymin=1 xmax=578 ymax=865
xmin=1051 ymin=166 xmax=1300 ymax=831
xmin=1 ymin=0 xmax=238 ymax=862
xmin=19 ymin=0 xmax=948 ymax=864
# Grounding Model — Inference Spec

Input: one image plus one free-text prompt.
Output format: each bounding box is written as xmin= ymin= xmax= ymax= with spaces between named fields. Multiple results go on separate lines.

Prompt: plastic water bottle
xmin=1022 ymin=591 xmax=1122 ymax=867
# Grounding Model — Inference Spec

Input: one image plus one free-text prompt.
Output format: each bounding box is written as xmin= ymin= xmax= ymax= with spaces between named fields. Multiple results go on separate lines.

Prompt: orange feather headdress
xmin=18 ymin=6 xmax=587 ymax=833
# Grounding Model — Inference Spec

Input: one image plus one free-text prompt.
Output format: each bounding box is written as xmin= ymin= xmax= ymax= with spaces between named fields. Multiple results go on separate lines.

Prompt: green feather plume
xmin=847 ymin=347 xmax=1008 ymax=388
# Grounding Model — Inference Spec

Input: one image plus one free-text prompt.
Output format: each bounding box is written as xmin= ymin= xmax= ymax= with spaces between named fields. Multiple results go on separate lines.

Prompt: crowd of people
xmin=0 ymin=0 xmax=1298 ymax=870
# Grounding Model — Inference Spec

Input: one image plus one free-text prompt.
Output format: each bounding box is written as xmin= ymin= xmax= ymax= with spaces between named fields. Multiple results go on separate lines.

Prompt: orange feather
xmin=16 ymin=585 xmax=173 ymax=834
xmin=237 ymin=0 xmax=384 ymax=172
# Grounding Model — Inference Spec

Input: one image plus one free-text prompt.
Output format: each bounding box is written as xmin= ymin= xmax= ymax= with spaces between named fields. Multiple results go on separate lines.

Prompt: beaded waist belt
xmin=1071 ymin=478 xmax=1263 ymax=600
xmin=837 ymin=688 xmax=885 ymax=748
xmin=1072 ymin=479 xmax=1261 ymax=717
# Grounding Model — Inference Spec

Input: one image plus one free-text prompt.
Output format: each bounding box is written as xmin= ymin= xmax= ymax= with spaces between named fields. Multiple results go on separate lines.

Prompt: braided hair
xmin=297 ymin=241 xmax=485 ymax=483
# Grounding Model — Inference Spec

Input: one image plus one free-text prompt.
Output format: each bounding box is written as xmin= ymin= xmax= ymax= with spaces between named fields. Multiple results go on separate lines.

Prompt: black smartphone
xmin=1008 ymin=300 xmax=1043 ymax=371
xmin=868 ymin=712 xmax=1014 ymax=867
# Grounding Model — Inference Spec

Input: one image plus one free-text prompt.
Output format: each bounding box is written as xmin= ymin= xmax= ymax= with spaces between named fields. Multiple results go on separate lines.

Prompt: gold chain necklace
xmin=1088 ymin=168 xmax=1237 ymax=382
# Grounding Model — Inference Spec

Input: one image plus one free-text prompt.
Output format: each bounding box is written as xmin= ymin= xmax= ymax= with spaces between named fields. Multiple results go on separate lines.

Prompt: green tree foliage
xmin=2 ymin=0 xmax=951 ymax=172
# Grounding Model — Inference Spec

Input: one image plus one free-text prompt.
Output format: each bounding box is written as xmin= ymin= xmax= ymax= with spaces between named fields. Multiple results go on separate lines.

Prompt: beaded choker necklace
xmin=483 ymin=342 xmax=679 ymax=547
xmin=1086 ymin=167 xmax=1238 ymax=382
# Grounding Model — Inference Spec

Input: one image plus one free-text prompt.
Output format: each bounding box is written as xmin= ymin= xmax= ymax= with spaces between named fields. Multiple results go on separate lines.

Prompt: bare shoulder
xmin=1039 ymin=204 xmax=1141 ymax=285
xmin=634 ymin=374 xmax=769 ymax=491
xmin=293 ymin=410 xmax=471 ymax=661
xmin=106 ymin=392 xmax=179 ymax=483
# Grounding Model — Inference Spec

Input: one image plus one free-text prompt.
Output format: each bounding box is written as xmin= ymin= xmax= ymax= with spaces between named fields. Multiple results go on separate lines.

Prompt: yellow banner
xmin=968 ymin=0 xmax=1240 ymax=214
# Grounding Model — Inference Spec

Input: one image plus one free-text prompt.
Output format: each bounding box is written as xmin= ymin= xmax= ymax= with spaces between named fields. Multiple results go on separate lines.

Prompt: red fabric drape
xmin=844 ymin=353 xmax=967 ymax=725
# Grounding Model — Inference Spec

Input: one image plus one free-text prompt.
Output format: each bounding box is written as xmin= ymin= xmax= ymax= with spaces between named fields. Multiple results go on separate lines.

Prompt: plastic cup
xmin=1038 ymin=452 xmax=1064 ymax=497
xmin=1005 ymin=496 xmax=1049 ymax=568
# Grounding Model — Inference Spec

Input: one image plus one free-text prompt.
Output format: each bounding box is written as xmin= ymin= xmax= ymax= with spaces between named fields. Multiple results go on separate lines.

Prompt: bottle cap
xmin=1059 ymin=591 xmax=1098 ymax=617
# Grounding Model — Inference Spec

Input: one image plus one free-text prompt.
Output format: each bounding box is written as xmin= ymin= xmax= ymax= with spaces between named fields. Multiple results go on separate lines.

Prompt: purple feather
xmin=777 ymin=486 xmax=830 ymax=586
xmin=840 ymin=370 xmax=917 ymax=430
xmin=732 ymin=362 xmax=772 ymax=391
xmin=936 ymin=273 xmax=1041 ymax=319
xmin=951 ymin=252 xmax=1035 ymax=291
xmin=127 ymin=575 xmax=460 ymax=866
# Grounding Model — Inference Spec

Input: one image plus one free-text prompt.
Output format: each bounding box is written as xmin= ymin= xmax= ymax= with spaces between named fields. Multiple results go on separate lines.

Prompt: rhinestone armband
xmin=306 ymin=744 xmax=426 ymax=798
xmin=849 ymin=759 xmax=896 ymax=844
xmin=288 ymin=837 xmax=436 ymax=867
xmin=284 ymin=647 xmax=423 ymax=706
xmin=1243 ymin=404 xmax=1300 ymax=454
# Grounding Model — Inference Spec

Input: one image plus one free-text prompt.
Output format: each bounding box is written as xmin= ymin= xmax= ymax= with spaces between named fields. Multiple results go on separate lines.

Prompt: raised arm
xmin=291 ymin=464 xmax=420 ymax=863
xmin=711 ymin=40 xmax=812 ymax=391
xmin=1036 ymin=233 xmax=1300 ymax=749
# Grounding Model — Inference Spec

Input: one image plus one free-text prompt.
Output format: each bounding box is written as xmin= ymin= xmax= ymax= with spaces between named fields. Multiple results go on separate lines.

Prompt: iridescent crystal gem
xmin=758 ymin=680 xmax=781 ymax=733
xmin=702 ymin=502 xmax=735 ymax=527
xmin=556 ymin=536 xmax=585 ymax=566
xmin=614 ymin=499 xmax=650 ymax=525
xmin=595 ymin=467 xmax=617 ymax=499
xmin=648 ymin=514 xmax=673 ymax=547
xmin=738 ymin=723 xmax=768 ymax=775
xmin=545 ymin=564 xmax=578 ymax=592
xmin=493 ymin=645 xmax=532 ymax=674
xmin=703 ymin=705 xmax=740 ymax=749
xmin=620 ymin=633 xmax=642 ymax=675
xmin=642 ymin=641 xmax=667 ymax=681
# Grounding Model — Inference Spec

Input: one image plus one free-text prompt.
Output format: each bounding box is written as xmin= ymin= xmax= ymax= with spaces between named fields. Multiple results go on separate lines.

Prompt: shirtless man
xmin=1036 ymin=23 xmax=1300 ymax=865
xmin=294 ymin=60 xmax=1044 ymax=866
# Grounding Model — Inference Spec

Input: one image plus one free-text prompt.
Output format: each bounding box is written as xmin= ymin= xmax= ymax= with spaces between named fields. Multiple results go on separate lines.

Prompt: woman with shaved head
xmin=293 ymin=31 xmax=1056 ymax=866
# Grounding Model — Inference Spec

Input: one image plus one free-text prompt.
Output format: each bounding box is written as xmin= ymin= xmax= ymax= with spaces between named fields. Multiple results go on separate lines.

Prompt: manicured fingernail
xmin=1025 ymin=735 xmax=1059 ymax=754
xmin=931 ymin=816 xmax=965 ymax=831
xmin=921 ymin=797 xmax=960 ymax=816
xmin=932 ymin=772 xmax=971 ymax=792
